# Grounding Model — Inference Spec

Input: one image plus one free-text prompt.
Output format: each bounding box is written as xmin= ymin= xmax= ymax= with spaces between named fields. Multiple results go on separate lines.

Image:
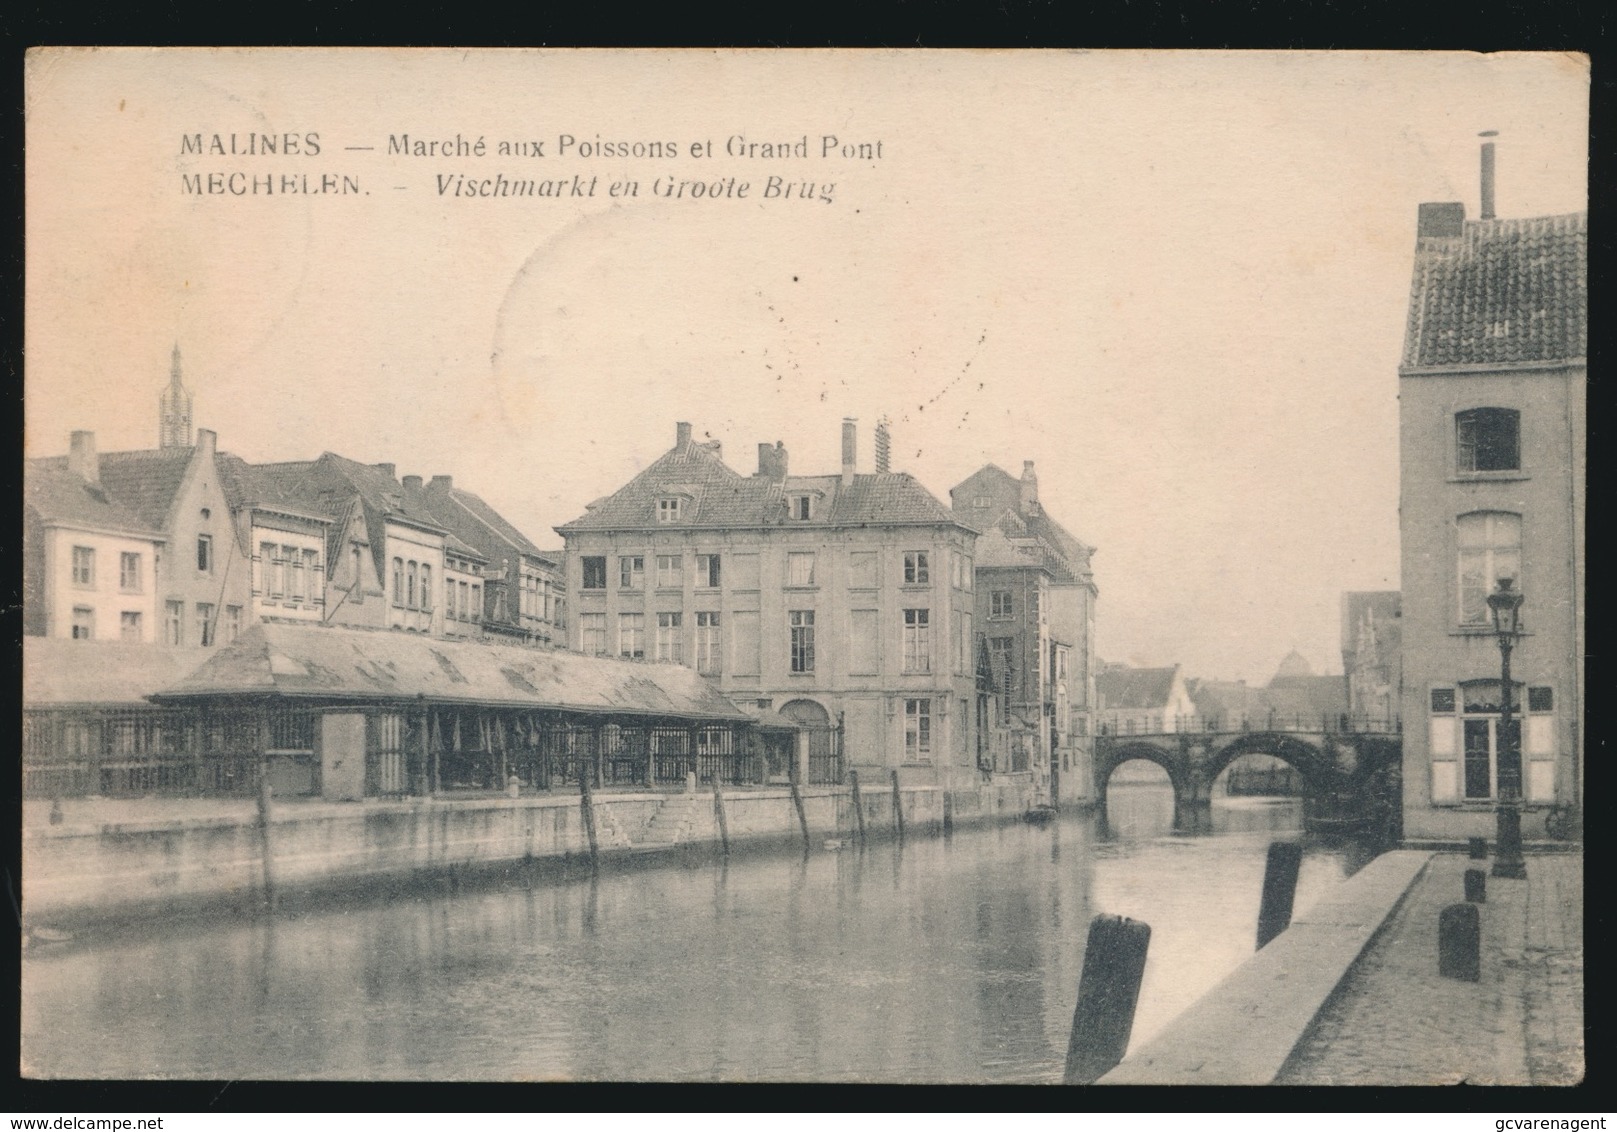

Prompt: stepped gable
xmin=1404 ymin=211 xmax=1586 ymax=370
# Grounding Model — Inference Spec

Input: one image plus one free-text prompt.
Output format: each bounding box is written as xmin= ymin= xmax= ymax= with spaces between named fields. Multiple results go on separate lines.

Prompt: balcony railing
xmin=1096 ymin=712 xmax=1402 ymax=738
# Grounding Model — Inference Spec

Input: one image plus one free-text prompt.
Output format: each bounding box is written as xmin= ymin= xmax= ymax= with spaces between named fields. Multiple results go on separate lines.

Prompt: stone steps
xmin=638 ymin=793 xmax=705 ymax=847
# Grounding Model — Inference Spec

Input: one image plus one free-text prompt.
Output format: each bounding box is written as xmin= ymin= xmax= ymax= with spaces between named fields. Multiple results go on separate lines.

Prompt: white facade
xmin=40 ymin=525 xmax=163 ymax=642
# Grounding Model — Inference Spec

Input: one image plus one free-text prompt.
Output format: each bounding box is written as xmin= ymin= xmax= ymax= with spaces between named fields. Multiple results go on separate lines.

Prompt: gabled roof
xmin=948 ymin=462 xmax=1094 ymax=584
xmin=556 ymin=434 xmax=965 ymax=533
xmin=31 ymin=447 xmax=197 ymax=532
xmin=25 ymin=460 xmax=164 ymax=538
xmin=216 ymin=453 xmax=334 ymax=523
xmin=1097 ymin=666 xmax=1181 ymax=711
xmin=1403 ymin=211 xmax=1587 ymax=370
xmin=416 ymin=483 xmax=549 ymax=568
xmin=25 ymin=639 xmax=210 ymax=706
xmin=152 ymin=622 xmax=748 ymax=722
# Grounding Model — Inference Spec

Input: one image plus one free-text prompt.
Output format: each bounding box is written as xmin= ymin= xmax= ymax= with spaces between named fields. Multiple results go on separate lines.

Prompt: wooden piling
xmin=942 ymin=790 xmax=954 ymax=835
xmin=1064 ymin=914 xmax=1152 ymax=1084
xmin=256 ymin=775 xmax=278 ymax=912
xmin=579 ymin=750 xmax=600 ymax=868
xmin=849 ymin=769 xmax=867 ymax=844
xmin=891 ymin=769 xmax=905 ymax=840
xmin=1464 ymin=868 xmax=1487 ymax=903
xmin=712 ymin=776 xmax=731 ymax=857
xmin=1256 ymin=841 xmax=1303 ymax=949
xmin=788 ymin=751 xmax=811 ymax=853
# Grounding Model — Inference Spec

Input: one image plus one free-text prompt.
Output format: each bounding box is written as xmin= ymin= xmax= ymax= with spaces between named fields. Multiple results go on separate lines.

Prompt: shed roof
xmin=152 ymin=622 xmax=748 ymax=722
xmin=25 ymin=639 xmax=211 ymax=707
xmin=1403 ymin=211 xmax=1586 ymax=370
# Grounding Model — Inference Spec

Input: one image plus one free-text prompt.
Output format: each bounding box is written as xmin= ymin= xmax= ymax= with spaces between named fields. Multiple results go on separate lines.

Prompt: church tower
xmin=159 ymin=343 xmax=194 ymax=448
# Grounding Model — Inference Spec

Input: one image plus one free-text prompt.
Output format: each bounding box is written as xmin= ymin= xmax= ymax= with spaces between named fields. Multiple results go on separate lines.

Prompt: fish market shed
xmin=150 ymin=622 xmax=758 ymax=800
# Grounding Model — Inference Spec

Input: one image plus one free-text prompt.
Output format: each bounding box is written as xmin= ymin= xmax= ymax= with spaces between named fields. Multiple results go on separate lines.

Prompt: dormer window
xmin=790 ymin=494 xmax=814 ymax=521
xmin=1456 ymin=408 xmax=1520 ymax=473
xmin=657 ymin=497 xmax=683 ymax=524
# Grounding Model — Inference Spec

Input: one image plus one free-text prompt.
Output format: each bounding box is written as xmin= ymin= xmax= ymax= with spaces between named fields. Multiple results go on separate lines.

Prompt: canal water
xmin=22 ymin=782 xmax=1376 ymax=1083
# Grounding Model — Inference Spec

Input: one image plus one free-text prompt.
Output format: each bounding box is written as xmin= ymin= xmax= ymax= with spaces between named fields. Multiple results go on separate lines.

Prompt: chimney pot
xmin=874 ymin=419 xmax=891 ymax=473
xmin=69 ymin=430 xmax=99 ymax=487
xmin=195 ymin=428 xmax=216 ymax=457
xmin=841 ymin=418 xmax=857 ymax=486
xmin=1417 ymin=201 xmax=1466 ymax=238
xmin=676 ymin=421 xmax=693 ymax=448
xmin=1479 ymin=132 xmax=1498 ymax=220
xmin=402 ymin=475 xmax=423 ymax=491
xmin=1020 ymin=460 xmax=1039 ymax=510
xmin=429 ymin=475 xmax=454 ymax=492
xmin=374 ymin=463 xmax=396 ymax=480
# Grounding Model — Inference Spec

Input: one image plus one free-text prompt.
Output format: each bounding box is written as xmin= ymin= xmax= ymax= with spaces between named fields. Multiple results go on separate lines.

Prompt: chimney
xmin=1417 ymin=201 xmax=1466 ymax=238
xmin=429 ymin=475 xmax=453 ymax=492
xmin=374 ymin=463 xmax=396 ymax=479
xmin=841 ymin=418 xmax=857 ymax=486
xmin=874 ymin=418 xmax=891 ymax=473
xmin=1479 ymin=130 xmax=1498 ymax=220
xmin=676 ymin=421 xmax=693 ymax=448
xmin=1020 ymin=460 xmax=1039 ymax=513
xmin=195 ymin=428 xmax=216 ymax=458
xmin=69 ymin=430 xmax=98 ymax=486
xmin=756 ymin=441 xmax=788 ymax=479
xmin=402 ymin=475 xmax=423 ymax=491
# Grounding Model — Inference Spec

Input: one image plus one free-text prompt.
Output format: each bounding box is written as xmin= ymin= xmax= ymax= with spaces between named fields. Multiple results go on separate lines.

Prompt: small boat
xmin=1023 ymin=805 xmax=1059 ymax=824
xmin=823 ymin=838 xmax=845 ymax=851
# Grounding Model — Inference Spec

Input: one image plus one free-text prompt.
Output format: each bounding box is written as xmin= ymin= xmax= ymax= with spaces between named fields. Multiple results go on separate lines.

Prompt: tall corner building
xmin=1398 ymin=168 xmax=1585 ymax=839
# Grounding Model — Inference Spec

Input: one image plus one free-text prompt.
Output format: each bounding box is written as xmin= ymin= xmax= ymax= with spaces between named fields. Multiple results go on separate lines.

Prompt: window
xmin=165 ymin=600 xmax=184 ymax=645
xmin=305 ymin=550 xmax=322 ymax=602
xmin=956 ymin=610 xmax=973 ymax=675
xmin=903 ymin=608 xmax=932 ymax=673
xmin=951 ymin=551 xmax=973 ymax=591
xmin=197 ymin=534 xmax=213 ymax=574
xmin=990 ymin=636 xmax=1015 ymax=712
xmin=420 ymin=563 xmax=432 ymax=612
xmin=1528 ymin=686 xmax=1553 ymax=713
xmin=656 ymin=554 xmax=683 ymax=588
xmin=581 ymin=556 xmax=607 ymax=590
xmin=789 ymin=610 xmax=815 ymax=673
xmin=405 ymin=561 xmax=418 ymax=609
xmin=656 ymin=612 xmax=683 ymax=663
xmin=197 ymin=602 xmax=215 ymax=647
xmin=71 ymin=606 xmax=94 ymax=640
xmin=392 ymin=558 xmax=405 ymax=606
xmin=120 ymin=610 xmax=142 ymax=641
xmin=470 ymin=583 xmax=481 ymax=621
xmin=695 ymin=611 xmax=722 ymax=674
xmin=1457 ymin=512 xmax=1521 ymax=625
xmin=1430 ymin=688 xmax=1457 ymax=714
xmin=790 ymin=494 xmax=813 ymax=521
xmin=695 ymin=553 xmax=721 ymax=588
xmin=1456 ymin=408 xmax=1520 ymax=473
xmin=446 ymin=579 xmax=457 ymax=618
xmin=657 ymin=497 xmax=683 ymax=523
xmin=580 ymin=612 xmax=607 ymax=655
xmin=119 ymin=552 xmax=142 ymax=592
xmin=619 ymin=555 xmax=645 ymax=590
xmin=787 ymin=552 xmax=816 ymax=587
xmin=71 ymin=546 xmax=94 ymax=588
xmin=904 ymin=551 xmax=930 ymax=585
xmin=990 ymin=589 xmax=1014 ymax=619
xmin=905 ymin=698 xmax=932 ymax=760
xmin=619 ymin=612 xmax=645 ymax=658
xmin=290 ymin=546 xmax=307 ymax=602
xmin=224 ymin=605 xmax=241 ymax=643
xmin=849 ymin=609 xmax=879 ymax=675
xmin=457 ymin=580 xmax=470 ymax=620
xmin=351 ymin=546 xmax=364 ymax=596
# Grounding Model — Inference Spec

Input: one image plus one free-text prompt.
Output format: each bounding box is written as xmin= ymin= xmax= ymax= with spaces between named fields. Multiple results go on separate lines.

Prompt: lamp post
xmin=1487 ymin=578 xmax=1528 ymax=879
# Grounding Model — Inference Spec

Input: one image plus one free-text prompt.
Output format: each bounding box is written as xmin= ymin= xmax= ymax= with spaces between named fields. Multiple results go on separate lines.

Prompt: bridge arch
xmin=1096 ymin=741 xmax=1192 ymax=809
xmin=1201 ymin=733 xmax=1343 ymax=797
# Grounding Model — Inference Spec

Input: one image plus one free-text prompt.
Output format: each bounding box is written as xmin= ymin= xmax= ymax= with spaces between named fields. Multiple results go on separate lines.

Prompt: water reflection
xmin=23 ymin=782 xmax=1371 ymax=1083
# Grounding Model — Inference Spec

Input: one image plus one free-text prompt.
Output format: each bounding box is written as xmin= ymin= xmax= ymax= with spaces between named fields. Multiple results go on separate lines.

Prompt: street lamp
xmin=1486 ymin=578 xmax=1527 ymax=879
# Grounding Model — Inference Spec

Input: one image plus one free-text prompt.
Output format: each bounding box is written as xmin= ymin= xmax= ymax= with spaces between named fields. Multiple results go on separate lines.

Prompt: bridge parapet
xmin=1097 ymin=713 xmax=1400 ymax=739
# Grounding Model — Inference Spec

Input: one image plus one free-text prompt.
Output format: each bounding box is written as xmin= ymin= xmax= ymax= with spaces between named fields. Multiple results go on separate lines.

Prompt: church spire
xmin=159 ymin=342 xmax=194 ymax=449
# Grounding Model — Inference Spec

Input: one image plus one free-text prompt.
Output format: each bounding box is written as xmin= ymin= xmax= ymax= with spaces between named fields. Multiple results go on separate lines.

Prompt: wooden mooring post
xmin=256 ymin=774 xmax=278 ymax=912
xmin=578 ymin=750 xmax=600 ymax=868
xmin=787 ymin=747 xmax=811 ymax=853
xmin=891 ymin=769 xmax=905 ymax=840
xmin=1256 ymin=841 xmax=1303 ymax=949
xmin=712 ymin=776 xmax=731 ymax=857
xmin=849 ymin=769 xmax=867 ymax=844
xmin=1064 ymin=914 xmax=1152 ymax=1084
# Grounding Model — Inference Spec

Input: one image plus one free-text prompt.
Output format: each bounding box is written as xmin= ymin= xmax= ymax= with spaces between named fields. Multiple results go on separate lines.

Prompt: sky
xmin=24 ymin=50 xmax=1589 ymax=683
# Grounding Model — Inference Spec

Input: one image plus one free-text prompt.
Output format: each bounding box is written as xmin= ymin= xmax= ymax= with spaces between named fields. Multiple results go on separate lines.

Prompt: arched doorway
xmin=776 ymin=699 xmax=839 ymax=784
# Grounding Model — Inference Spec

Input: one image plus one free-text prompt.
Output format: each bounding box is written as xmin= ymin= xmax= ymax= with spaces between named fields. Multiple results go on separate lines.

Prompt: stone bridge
xmin=1094 ymin=716 xmax=1403 ymax=831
